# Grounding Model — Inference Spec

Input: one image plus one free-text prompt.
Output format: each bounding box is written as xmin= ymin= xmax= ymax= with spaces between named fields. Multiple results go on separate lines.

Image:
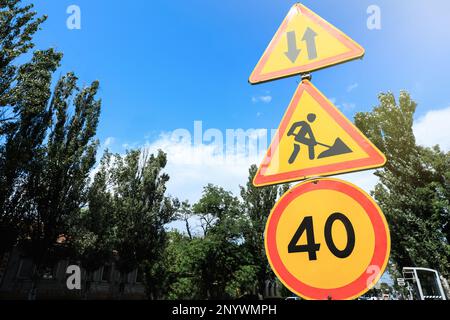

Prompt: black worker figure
xmin=287 ymin=113 xmax=353 ymax=164
xmin=287 ymin=113 xmax=318 ymax=163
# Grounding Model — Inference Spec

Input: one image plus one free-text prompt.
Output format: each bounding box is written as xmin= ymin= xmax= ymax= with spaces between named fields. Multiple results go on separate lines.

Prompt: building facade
xmin=0 ymin=247 xmax=146 ymax=300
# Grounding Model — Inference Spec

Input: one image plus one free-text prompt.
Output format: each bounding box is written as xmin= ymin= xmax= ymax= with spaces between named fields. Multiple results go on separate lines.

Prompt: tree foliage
xmin=71 ymin=153 xmax=115 ymax=279
xmin=73 ymin=149 xmax=177 ymax=298
xmin=355 ymin=91 xmax=450 ymax=278
xmin=191 ymin=184 xmax=245 ymax=299
xmin=0 ymin=0 xmax=46 ymax=120
xmin=146 ymin=172 xmax=292 ymax=300
xmin=240 ymin=165 xmax=286 ymax=297
xmin=110 ymin=149 xmax=179 ymax=275
xmin=21 ymin=73 xmax=101 ymax=266
xmin=0 ymin=1 xmax=102 ymax=288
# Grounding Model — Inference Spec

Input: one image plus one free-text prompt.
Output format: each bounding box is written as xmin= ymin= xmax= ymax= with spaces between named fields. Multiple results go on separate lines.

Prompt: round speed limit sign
xmin=265 ymin=178 xmax=390 ymax=300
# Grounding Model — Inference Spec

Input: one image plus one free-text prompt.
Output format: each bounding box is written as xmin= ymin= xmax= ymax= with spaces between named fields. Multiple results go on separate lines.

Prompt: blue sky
xmin=25 ymin=0 xmax=450 ymax=206
xmin=30 ymin=0 xmax=450 ymax=145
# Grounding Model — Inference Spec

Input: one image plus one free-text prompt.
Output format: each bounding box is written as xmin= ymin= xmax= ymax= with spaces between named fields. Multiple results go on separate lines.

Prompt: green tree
xmin=144 ymin=230 xmax=196 ymax=300
xmin=0 ymin=1 xmax=102 ymax=300
xmin=176 ymin=200 xmax=193 ymax=240
xmin=1 ymin=0 xmax=46 ymax=129
xmin=0 ymin=3 xmax=102 ymax=282
xmin=104 ymin=149 xmax=179 ymax=299
xmin=355 ymin=91 xmax=450 ymax=280
xmin=19 ymin=72 xmax=101 ymax=298
xmin=0 ymin=49 xmax=62 ymax=254
xmin=240 ymin=165 xmax=280 ymax=298
xmin=71 ymin=152 xmax=116 ymax=298
xmin=225 ymin=265 xmax=258 ymax=298
xmin=192 ymin=184 xmax=246 ymax=299
xmin=240 ymin=165 xmax=293 ymax=298
xmin=0 ymin=3 xmax=49 ymax=250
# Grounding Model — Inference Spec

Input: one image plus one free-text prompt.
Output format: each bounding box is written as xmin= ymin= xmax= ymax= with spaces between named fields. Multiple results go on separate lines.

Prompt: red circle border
xmin=266 ymin=179 xmax=390 ymax=300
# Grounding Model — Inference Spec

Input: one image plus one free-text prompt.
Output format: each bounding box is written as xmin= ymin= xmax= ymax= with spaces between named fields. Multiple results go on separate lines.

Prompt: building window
xmin=101 ymin=265 xmax=112 ymax=282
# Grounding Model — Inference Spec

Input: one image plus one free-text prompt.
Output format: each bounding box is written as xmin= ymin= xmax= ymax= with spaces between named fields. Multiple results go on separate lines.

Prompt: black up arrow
xmin=302 ymin=27 xmax=318 ymax=60
xmin=284 ymin=31 xmax=301 ymax=63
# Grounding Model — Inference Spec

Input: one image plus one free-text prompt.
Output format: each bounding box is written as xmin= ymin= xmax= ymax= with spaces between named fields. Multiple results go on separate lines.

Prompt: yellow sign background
xmin=265 ymin=178 xmax=391 ymax=300
xmin=253 ymin=80 xmax=387 ymax=187
xmin=264 ymin=89 xmax=370 ymax=176
xmin=249 ymin=4 xmax=365 ymax=84
xmin=276 ymin=189 xmax=375 ymax=289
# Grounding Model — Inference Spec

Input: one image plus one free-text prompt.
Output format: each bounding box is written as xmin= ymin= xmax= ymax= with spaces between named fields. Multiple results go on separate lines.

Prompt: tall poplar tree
xmin=355 ymin=91 xmax=450 ymax=280
xmin=0 ymin=0 xmax=48 ymax=254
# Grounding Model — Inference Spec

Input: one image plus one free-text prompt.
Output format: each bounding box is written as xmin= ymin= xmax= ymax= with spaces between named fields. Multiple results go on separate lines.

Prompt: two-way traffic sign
xmin=249 ymin=3 xmax=365 ymax=84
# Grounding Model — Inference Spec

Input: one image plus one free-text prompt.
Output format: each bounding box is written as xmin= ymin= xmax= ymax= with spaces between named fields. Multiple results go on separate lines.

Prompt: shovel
xmin=316 ymin=138 xmax=352 ymax=159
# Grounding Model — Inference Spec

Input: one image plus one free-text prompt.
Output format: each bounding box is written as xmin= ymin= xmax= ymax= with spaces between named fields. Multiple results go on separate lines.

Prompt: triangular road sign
xmin=253 ymin=80 xmax=386 ymax=187
xmin=249 ymin=3 xmax=365 ymax=84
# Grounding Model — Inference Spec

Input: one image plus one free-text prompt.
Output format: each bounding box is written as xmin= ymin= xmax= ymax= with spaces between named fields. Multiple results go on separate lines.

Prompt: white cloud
xmin=103 ymin=137 xmax=115 ymax=148
xmin=347 ymin=83 xmax=359 ymax=92
xmin=339 ymin=170 xmax=378 ymax=194
xmin=413 ymin=106 xmax=450 ymax=151
xmin=121 ymin=141 xmax=141 ymax=150
xmin=341 ymin=102 xmax=356 ymax=110
xmin=142 ymin=131 xmax=268 ymax=204
xmin=260 ymin=96 xmax=272 ymax=103
xmin=329 ymin=97 xmax=355 ymax=110
xmin=252 ymin=95 xmax=272 ymax=104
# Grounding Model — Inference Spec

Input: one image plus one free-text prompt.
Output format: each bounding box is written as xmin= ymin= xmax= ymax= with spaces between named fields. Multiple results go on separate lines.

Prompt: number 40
xmin=288 ymin=213 xmax=356 ymax=261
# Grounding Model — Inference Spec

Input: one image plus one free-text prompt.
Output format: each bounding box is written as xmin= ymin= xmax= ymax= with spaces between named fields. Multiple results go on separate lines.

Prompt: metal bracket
xmin=301 ymin=73 xmax=312 ymax=81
